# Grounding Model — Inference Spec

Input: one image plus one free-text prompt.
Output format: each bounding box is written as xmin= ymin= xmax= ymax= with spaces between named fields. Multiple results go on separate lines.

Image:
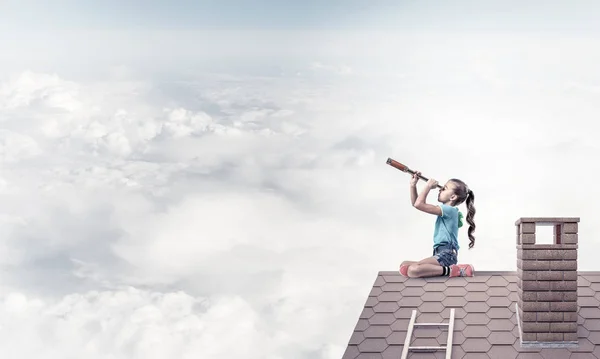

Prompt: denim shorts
xmin=433 ymin=244 xmax=458 ymax=266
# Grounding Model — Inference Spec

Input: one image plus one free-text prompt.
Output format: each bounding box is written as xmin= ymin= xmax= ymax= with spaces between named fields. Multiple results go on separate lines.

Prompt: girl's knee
xmin=407 ymin=264 xmax=421 ymax=277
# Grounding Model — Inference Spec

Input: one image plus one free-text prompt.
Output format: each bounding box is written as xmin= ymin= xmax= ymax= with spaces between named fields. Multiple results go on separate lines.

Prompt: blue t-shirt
xmin=433 ymin=204 xmax=460 ymax=251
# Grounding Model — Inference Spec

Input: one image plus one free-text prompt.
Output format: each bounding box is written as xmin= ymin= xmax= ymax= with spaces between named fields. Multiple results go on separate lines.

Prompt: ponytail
xmin=465 ymin=190 xmax=476 ymax=249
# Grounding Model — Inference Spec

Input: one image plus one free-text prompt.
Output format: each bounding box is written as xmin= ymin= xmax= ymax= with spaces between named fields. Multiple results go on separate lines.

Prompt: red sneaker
xmin=399 ymin=264 xmax=409 ymax=277
xmin=450 ymin=264 xmax=474 ymax=277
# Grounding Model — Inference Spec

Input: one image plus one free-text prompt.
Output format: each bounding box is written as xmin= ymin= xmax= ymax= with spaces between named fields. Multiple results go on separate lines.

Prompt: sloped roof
xmin=342 ymin=271 xmax=600 ymax=359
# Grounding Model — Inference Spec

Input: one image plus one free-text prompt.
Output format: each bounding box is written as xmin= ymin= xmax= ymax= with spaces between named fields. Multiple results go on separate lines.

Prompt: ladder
xmin=400 ymin=308 xmax=455 ymax=359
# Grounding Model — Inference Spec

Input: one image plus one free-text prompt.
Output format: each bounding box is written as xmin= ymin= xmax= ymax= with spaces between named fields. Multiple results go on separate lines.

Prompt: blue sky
xmin=2 ymin=0 xmax=600 ymax=31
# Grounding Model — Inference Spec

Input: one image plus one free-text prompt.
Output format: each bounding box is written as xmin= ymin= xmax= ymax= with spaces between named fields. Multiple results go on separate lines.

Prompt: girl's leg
xmin=401 ymin=254 xmax=441 ymax=270
xmin=399 ymin=260 xmax=418 ymax=276
xmin=407 ymin=256 xmax=444 ymax=278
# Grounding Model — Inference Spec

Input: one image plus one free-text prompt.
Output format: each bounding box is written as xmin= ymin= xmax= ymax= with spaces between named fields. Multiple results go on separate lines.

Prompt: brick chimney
xmin=515 ymin=217 xmax=579 ymax=347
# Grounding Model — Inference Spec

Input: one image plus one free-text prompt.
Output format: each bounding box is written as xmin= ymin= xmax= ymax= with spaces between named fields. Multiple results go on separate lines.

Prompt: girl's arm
xmin=410 ymin=184 xmax=418 ymax=206
xmin=414 ymin=181 xmax=442 ymax=216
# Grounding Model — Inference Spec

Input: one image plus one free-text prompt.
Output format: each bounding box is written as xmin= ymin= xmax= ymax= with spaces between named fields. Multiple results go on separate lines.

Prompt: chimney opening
xmin=534 ymin=224 xmax=554 ymax=244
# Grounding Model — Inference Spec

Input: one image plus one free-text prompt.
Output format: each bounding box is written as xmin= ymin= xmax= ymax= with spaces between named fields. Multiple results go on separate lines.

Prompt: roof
xmin=342 ymin=271 xmax=600 ymax=359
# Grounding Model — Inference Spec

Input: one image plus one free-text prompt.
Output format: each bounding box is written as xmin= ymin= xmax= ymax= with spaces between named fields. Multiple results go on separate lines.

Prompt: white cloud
xmin=0 ymin=284 xmax=366 ymax=359
xmin=0 ymin=70 xmax=82 ymax=112
xmin=161 ymin=107 xmax=213 ymax=138
xmin=0 ymin=68 xmax=384 ymax=358
xmin=0 ymin=289 xmax=273 ymax=359
xmin=0 ymin=129 xmax=42 ymax=163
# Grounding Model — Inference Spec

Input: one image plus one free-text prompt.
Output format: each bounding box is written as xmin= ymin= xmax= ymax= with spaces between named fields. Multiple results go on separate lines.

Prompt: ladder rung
xmin=410 ymin=346 xmax=447 ymax=351
xmin=415 ymin=323 xmax=449 ymax=327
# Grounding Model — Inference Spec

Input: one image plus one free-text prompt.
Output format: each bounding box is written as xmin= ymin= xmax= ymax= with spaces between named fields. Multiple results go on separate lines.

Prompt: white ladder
xmin=400 ymin=308 xmax=455 ymax=359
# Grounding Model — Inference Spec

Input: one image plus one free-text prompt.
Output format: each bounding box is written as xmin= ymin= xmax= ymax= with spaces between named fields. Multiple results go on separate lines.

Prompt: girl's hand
xmin=410 ymin=171 xmax=421 ymax=186
xmin=426 ymin=178 xmax=438 ymax=189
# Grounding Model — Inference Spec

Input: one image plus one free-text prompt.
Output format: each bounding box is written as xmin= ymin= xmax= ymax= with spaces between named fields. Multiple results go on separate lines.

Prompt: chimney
xmin=516 ymin=217 xmax=579 ymax=347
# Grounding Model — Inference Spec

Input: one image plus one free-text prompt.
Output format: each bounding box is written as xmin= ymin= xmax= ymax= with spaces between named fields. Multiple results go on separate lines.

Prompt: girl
xmin=399 ymin=171 xmax=476 ymax=278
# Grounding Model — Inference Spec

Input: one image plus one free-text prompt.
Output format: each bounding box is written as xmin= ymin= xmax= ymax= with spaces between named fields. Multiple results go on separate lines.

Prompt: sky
xmin=1 ymin=1 xmax=600 ymax=358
